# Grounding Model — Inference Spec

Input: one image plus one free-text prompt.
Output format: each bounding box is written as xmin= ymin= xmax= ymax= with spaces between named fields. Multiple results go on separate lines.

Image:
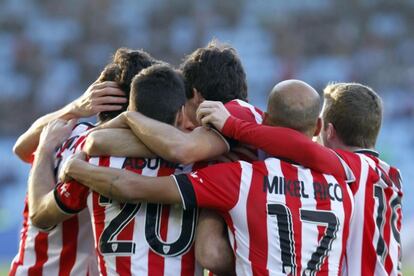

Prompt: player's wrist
xmin=37 ymin=143 xmax=57 ymax=154
xmin=59 ymin=102 xmax=79 ymax=120
xmin=221 ymin=116 xmax=237 ymax=137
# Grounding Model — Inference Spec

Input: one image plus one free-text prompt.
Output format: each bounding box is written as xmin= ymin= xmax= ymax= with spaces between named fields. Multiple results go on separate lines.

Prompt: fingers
xmin=198 ymin=100 xmax=223 ymax=109
xmin=94 ymin=96 xmax=127 ymax=105
xmin=196 ymin=107 xmax=214 ymax=124
xmin=73 ymin=151 xmax=87 ymax=161
xmin=94 ymin=105 xmax=124 ymax=113
xmin=91 ymin=81 xmax=120 ymax=90
xmin=93 ymin=87 xmax=125 ymax=97
xmin=201 ymin=114 xmax=214 ymax=128
xmin=67 ymin=119 xmax=78 ymax=129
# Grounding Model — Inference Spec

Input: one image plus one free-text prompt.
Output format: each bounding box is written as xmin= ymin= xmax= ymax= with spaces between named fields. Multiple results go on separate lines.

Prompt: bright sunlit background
xmin=0 ymin=0 xmax=413 ymax=274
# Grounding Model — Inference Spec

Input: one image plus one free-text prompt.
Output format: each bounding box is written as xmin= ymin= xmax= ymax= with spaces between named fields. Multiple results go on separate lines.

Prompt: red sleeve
xmin=174 ymin=162 xmax=243 ymax=212
xmin=224 ymin=101 xmax=262 ymax=123
xmin=54 ymin=180 xmax=89 ymax=214
xmin=223 ymin=101 xmax=263 ymax=149
xmin=222 ymin=116 xmax=345 ymax=178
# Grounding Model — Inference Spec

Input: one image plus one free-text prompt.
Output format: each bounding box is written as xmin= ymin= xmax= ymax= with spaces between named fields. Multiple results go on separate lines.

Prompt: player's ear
xmin=174 ymin=108 xmax=182 ymax=129
xmin=193 ymin=88 xmax=205 ymax=104
xmin=262 ymin=112 xmax=269 ymax=125
xmin=327 ymin=122 xmax=336 ymax=141
xmin=262 ymin=112 xmax=275 ymax=126
xmin=176 ymin=106 xmax=194 ymax=132
xmin=313 ymin=117 xmax=322 ymax=137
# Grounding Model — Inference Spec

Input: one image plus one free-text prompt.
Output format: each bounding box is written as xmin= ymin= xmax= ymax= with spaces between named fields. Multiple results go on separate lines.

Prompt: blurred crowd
xmin=1 ymin=0 xmax=413 ymax=135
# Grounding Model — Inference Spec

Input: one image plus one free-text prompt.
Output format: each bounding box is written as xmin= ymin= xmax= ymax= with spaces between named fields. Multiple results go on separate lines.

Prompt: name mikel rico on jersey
xmin=263 ymin=176 xmax=343 ymax=202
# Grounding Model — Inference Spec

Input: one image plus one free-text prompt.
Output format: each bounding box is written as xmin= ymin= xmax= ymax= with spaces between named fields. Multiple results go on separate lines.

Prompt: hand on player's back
xmin=69 ymin=81 xmax=127 ymax=118
xmin=58 ymin=151 xmax=87 ymax=183
xmin=37 ymin=119 xmax=77 ymax=152
xmin=196 ymin=100 xmax=230 ymax=131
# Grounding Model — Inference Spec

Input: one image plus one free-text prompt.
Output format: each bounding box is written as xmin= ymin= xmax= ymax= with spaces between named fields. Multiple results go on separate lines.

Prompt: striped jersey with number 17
xmin=10 ymin=122 xmax=98 ymax=276
xmin=174 ymin=157 xmax=355 ymax=276
xmin=54 ymin=155 xmax=204 ymax=276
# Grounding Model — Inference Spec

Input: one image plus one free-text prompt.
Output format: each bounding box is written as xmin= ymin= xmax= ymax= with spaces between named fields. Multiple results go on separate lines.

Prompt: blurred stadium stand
xmin=0 ymin=0 xmax=413 ymax=272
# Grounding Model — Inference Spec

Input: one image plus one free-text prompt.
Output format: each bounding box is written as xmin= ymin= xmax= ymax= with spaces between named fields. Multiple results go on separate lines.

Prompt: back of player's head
xmin=97 ymin=48 xmax=156 ymax=122
xmin=97 ymin=63 xmax=122 ymax=122
xmin=180 ymin=39 xmax=247 ymax=103
xmin=266 ymin=80 xmax=322 ymax=136
xmin=130 ymin=64 xmax=186 ymax=125
xmin=322 ymin=82 xmax=383 ymax=148
xmin=112 ymin=48 xmax=156 ymax=93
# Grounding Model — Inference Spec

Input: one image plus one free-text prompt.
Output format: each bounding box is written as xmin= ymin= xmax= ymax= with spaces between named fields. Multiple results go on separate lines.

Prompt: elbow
xmin=30 ymin=211 xmax=53 ymax=230
xmin=13 ymin=142 xmax=32 ymax=163
xmin=83 ymin=134 xmax=102 ymax=156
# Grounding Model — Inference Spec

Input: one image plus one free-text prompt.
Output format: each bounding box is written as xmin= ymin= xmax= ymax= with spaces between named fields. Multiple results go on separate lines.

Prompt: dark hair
xmin=112 ymin=48 xmax=156 ymax=93
xmin=130 ymin=64 xmax=186 ymax=125
xmin=97 ymin=63 xmax=122 ymax=122
xmin=98 ymin=48 xmax=155 ymax=122
xmin=180 ymin=40 xmax=247 ymax=103
xmin=323 ymin=82 xmax=383 ymax=148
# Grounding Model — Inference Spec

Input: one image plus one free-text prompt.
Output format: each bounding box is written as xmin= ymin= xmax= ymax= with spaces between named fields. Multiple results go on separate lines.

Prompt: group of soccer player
xmin=9 ymin=40 xmax=402 ymax=276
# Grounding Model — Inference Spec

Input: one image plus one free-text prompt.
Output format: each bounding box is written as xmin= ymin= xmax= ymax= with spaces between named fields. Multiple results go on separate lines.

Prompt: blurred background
xmin=0 ymin=0 xmax=413 ymax=274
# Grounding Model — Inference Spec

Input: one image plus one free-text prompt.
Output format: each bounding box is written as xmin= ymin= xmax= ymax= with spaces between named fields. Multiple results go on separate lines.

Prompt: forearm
xmin=66 ymin=159 xmax=182 ymax=205
xmin=66 ymin=160 xmax=129 ymax=201
xmin=125 ymin=112 xmax=193 ymax=163
xmin=28 ymin=147 xmax=60 ymax=228
xmin=84 ymin=129 xmax=155 ymax=157
xmin=124 ymin=112 xmax=228 ymax=164
xmin=14 ymin=104 xmax=76 ymax=163
xmin=222 ymin=117 xmax=344 ymax=177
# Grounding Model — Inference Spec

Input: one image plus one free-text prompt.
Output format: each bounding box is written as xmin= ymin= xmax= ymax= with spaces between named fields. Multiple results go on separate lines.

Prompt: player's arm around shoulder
xmin=30 ymin=190 xmax=73 ymax=230
xmin=60 ymin=154 xmax=183 ymax=205
xmin=124 ymin=111 xmax=229 ymax=164
xmin=172 ymin=126 xmax=230 ymax=165
xmin=29 ymin=119 xmax=78 ymax=230
xmin=83 ymin=128 xmax=154 ymax=158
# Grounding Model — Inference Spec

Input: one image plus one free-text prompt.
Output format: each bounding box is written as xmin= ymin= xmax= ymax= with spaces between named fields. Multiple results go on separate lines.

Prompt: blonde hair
xmin=322 ymin=82 xmax=383 ymax=148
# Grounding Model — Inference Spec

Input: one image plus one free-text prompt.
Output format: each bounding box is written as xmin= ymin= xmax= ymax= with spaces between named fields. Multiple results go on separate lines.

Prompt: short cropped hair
xmin=180 ymin=40 xmax=247 ymax=103
xmin=97 ymin=63 xmax=122 ymax=122
xmin=322 ymin=82 xmax=383 ymax=148
xmin=130 ymin=64 xmax=186 ymax=125
xmin=96 ymin=48 xmax=155 ymax=122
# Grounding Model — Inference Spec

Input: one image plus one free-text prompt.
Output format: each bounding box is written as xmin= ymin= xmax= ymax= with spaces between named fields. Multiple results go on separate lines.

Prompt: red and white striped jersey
xmin=223 ymin=99 xmax=265 ymax=162
xmin=175 ymin=157 xmax=355 ymax=276
xmin=224 ymin=99 xmax=263 ymax=125
xmin=212 ymin=116 xmax=404 ymax=275
xmin=338 ymin=150 xmax=403 ymax=276
xmin=55 ymin=156 xmax=203 ymax=276
xmin=10 ymin=122 xmax=98 ymax=276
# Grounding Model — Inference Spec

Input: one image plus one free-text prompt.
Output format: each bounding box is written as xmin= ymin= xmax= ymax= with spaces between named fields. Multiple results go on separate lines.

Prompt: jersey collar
xmin=353 ymin=149 xmax=379 ymax=157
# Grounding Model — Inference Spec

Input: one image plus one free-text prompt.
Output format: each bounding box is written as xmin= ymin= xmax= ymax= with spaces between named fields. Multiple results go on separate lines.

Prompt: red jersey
xmin=55 ymin=156 xmax=203 ymax=276
xmin=338 ymin=150 xmax=403 ymax=276
xmin=174 ymin=158 xmax=354 ymax=276
xmin=223 ymin=99 xmax=264 ymax=162
xmin=10 ymin=122 xmax=98 ymax=276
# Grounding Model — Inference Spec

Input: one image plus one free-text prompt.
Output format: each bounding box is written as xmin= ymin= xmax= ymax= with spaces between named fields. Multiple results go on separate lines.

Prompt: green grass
xmin=0 ymin=263 xmax=9 ymax=276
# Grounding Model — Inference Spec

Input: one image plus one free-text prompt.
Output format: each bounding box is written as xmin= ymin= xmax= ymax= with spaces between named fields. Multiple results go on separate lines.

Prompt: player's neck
xmin=334 ymin=142 xmax=375 ymax=153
